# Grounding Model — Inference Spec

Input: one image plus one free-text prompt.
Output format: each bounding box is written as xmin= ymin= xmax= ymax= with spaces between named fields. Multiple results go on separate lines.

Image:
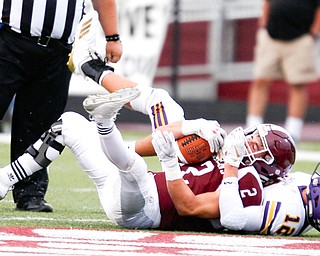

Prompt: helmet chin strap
xmin=259 ymin=173 xmax=270 ymax=184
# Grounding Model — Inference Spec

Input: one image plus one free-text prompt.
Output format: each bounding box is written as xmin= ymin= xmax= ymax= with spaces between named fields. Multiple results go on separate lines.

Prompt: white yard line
xmin=0 ymin=216 xmax=110 ymax=223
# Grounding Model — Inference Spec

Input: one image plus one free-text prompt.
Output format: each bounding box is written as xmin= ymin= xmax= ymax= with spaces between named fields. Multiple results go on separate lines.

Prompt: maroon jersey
xmin=153 ymin=158 xmax=263 ymax=232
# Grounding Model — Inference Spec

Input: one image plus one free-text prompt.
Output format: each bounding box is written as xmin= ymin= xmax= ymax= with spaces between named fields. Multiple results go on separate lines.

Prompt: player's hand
xmin=182 ymin=118 xmax=227 ymax=153
xmin=106 ymin=41 xmax=123 ymax=63
xmin=197 ymin=120 xmax=227 ymax=153
xmin=222 ymin=127 xmax=246 ymax=168
xmin=152 ymin=130 xmax=177 ymax=162
xmin=152 ymin=130 xmax=182 ymax=181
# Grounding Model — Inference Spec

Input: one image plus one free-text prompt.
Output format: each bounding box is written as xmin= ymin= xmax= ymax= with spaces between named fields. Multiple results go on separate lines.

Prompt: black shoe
xmin=16 ymin=197 xmax=53 ymax=212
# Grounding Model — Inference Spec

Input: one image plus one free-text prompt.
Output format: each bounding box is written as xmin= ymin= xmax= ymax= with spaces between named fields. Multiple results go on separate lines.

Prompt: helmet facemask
xmin=240 ymin=124 xmax=296 ymax=183
xmin=242 ymin=124 xmax=275 ymax=167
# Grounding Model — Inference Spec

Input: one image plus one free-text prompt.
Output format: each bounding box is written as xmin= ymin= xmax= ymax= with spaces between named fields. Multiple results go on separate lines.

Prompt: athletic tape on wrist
xmin=161 ymin=161 xmax=182 ymax=181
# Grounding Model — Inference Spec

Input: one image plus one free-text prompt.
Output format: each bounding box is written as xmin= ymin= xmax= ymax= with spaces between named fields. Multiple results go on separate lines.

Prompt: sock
xmin=0 ymin=154 xmax=42 ymax=187
xmin=285 ymin=116 xmax=303 ymax=143
xmin=94 ymin=118 xmax=114 ymax=134
xmin=97 ymin=122 xmax=135 ymax=171
xmin=246 ymin=115 xmax=263 ymax=128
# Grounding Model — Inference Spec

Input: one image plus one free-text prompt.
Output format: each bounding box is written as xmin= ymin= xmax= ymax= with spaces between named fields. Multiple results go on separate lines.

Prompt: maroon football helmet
xmin=241 ymin=124 xmax=296 ymax=183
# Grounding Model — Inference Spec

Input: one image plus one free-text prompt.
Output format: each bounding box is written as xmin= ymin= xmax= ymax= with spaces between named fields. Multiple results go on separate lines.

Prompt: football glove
xmin=152 ymin=130 xmax=182 ymax=181
xmin=181 ymin=118 xmax=227 ymax=153
xmin=222 ymin=127 xmax=246 ymax=168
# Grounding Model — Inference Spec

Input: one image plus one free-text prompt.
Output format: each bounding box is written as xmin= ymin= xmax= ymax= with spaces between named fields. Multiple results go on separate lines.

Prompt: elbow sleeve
xmin=219 ymin=177 xmax=248 ymax=230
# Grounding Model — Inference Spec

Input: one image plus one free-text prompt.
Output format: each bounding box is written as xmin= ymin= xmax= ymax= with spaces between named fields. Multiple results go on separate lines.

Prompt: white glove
xmin=181 ymin=118 xmax=227 ymax=153
xmin=222 ymin=127 xmax=246 ymax=168
xmin=152 ymin=130 xmax=182 ymax=181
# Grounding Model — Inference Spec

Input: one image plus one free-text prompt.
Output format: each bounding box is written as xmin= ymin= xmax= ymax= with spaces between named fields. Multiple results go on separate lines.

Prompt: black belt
xmin=1 ymin=25 xmax=71 ymax=52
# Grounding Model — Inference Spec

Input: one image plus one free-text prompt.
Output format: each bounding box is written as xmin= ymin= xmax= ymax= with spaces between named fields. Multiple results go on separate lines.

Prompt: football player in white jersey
xmin=259 ymin=171 xmax=313 ymax=235
xmin=218 ymin=152 xmax=320 ymax=235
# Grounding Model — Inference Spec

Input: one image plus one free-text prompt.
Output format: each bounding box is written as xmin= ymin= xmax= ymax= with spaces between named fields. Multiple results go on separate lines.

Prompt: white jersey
xmin=219 ymin=171 xmax=313 ymax=236
xmin=259 ymin=172 xmax=312 ymax=236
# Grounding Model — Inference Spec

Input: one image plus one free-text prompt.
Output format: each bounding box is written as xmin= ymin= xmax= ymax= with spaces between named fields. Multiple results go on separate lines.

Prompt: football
xmin=176 ymin=134 xmax=213 ymax=164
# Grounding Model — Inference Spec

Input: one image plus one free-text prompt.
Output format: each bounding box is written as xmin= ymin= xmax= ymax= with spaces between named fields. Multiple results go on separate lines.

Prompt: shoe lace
xmin=88 ymin=51 xmax=106 ymax=69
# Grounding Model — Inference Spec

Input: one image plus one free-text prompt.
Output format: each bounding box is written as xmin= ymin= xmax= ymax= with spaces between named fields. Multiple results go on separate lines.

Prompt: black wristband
xmin=105 ymin=34 xmax=120 ymax=42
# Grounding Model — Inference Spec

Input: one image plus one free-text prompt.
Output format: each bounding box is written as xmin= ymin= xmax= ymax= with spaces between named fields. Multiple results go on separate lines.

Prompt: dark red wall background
xmin=156 ymin=19 xmax=320 ymax=105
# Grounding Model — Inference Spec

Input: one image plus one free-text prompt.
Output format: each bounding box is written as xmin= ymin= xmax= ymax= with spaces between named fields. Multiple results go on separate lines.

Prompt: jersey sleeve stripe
xmin=151 ymin=102 xmax=169 ymax=128
xmin=260 ymin=201 xmax=281 ymax=234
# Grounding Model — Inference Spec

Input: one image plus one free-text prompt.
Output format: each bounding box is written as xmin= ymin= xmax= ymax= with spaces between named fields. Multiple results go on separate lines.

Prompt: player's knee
xmin=26 ymin=119 xmax=65 ymax=167
xmin=61 ymin=111 xmax=91 ymax=134
xmin=150 ymin=88 xmax=185 ymax=124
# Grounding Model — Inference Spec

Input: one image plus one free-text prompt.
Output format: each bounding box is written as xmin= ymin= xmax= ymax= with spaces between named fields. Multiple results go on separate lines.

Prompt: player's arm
xmin=167 ymin=179 xmax=220 ymax=218
xmin=135 ymin=121 xmax=184 ymax=156
xmin=218 ymin=130 xmax=262 ymax=230
xmin=218 ymin=162 xmax=266 ymax=232
xmin=92 ymin=0 xmax=122 ymax=63
xmin=133 ymin=121 xmax=184 ymax=157
xmin=259 ymin=0 xmax=269 ymax=27
xmin=136 ymin=119 xmax=226 ymax=156
xmin=310 ymin=6 xmax=320 ymax=37
xmin=152 ymin=130 xmax=221 ymax=218
xmin=220 ymin=173 xmax=264 ymax=232
xmin=219 ymin=163 xmax=249 ymax=230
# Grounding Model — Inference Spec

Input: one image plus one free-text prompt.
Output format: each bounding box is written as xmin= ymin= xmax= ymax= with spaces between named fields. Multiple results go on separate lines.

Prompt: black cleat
xmin=16 ymin=197 xmax=53 ymax=212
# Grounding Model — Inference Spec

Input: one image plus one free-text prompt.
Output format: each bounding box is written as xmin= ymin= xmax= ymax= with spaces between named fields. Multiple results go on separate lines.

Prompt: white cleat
xmin=83 ymin=87 xmax=141 ymax=121
xmin=67 ymin=11 xmax=99 ymax=75
xmin=0 ymin=180 xmax=9 ymax=201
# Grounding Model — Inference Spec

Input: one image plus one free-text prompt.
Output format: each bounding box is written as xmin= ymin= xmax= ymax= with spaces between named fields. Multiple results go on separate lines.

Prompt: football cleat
xmin=83 ymin=87 xmax=141 ymax=121
xmin=67 ymin=11 xmax=98 ymax=75
xmin=0 ymin=179 xmax=9 ymax=201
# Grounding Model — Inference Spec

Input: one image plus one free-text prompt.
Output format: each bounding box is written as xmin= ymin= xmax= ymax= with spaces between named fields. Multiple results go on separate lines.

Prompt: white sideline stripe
xmin=1 ymin=132 xmax=320 ymax=162
xmin=296 ymin=150 xmax=320 ymax=162
xmin=0 ymin=217 xmax=111 ymax=223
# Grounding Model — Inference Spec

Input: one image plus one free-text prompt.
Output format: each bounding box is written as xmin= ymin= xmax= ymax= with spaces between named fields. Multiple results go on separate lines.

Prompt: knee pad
xmin=26 ymin=119 xmax=65 ymax=167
